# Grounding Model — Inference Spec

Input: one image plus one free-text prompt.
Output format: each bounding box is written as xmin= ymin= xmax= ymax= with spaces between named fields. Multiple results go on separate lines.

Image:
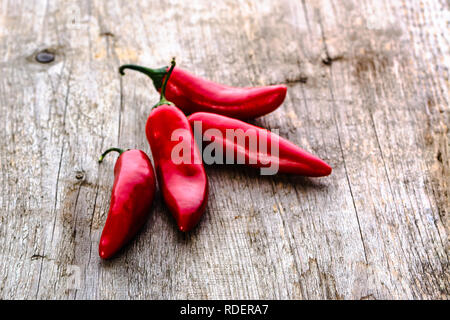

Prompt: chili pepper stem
xmin=98 ymin=147 xmax=125 ymax=163
xmin=118 ymin=64 xmax=168 ymax=91
xmin=153 ymin=57 xmax=176 ymax=109
xmin=119 ymin=64 xmax=157 ymax=76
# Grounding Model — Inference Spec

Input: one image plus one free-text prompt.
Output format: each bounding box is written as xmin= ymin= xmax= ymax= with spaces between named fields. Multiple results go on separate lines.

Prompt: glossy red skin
xmin=188 ymin=112 xmax=332 ymax=177
xmin=99 ymin=150 xmax=156 ymax=259
xmin=159 ymin=67 xmax=287 ymax=119
xmin=146 ymin=104 xmax=208 ymax=232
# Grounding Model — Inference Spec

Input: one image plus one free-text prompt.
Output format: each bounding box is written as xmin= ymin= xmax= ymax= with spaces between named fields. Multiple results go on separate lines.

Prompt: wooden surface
xmin=0 ymin=0 xmax=448 ymax=299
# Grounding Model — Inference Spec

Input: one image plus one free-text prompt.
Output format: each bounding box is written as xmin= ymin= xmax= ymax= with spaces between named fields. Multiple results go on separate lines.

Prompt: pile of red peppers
xmin=98 ymin=58 xmax=332 ymax=259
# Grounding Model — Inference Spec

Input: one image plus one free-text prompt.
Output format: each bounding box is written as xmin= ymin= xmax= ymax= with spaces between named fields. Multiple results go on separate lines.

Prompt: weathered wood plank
xmin=0 ymin=0 xmax=448 ymax=299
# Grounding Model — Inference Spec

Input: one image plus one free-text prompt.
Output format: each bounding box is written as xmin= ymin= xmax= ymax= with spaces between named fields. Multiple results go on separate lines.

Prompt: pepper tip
xmin=178 ymin=224 xmax=192 ymax=233
xmin=99 ymin=249 xmax=110 ymax=259
xmin=320 ymin=164 xmax=332 ymax=177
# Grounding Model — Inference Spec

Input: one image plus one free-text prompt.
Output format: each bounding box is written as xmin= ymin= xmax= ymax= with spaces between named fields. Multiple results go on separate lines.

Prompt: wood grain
xmin=0 ymin=0 xmax=448 ymax=299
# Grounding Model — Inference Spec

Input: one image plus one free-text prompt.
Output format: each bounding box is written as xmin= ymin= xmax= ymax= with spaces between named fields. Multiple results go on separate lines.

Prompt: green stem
xmin=118 ymin=64 xmax=168 ymax=91
xmin=98 ymin=147 xmax=125 ymax=163
xmin=153 ymin=57 xmax=176 ymax=108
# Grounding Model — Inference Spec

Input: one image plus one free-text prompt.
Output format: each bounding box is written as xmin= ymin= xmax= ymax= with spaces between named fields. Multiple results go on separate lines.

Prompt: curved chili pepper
xmin=188 ymin=112 xmax=332 ymax=177
xmin=98 ymin=148 xmax=156 ymax=259
xmin=119 ymin=64 xmax=287 ymax=120
xmin=146 ymin=59 xmax=208 ymax=232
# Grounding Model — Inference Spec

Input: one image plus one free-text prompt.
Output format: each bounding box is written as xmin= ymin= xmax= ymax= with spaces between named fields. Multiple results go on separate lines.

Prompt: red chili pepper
xmin=188 ymin=112 xmax=332 ymax=177
xmin=119 ymin=64 xmax=287 ymax=120
xmin=98 ymin=148 xmax=156 ymax=259
xmin=145 ymin=59 xmax=208 ymax=232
